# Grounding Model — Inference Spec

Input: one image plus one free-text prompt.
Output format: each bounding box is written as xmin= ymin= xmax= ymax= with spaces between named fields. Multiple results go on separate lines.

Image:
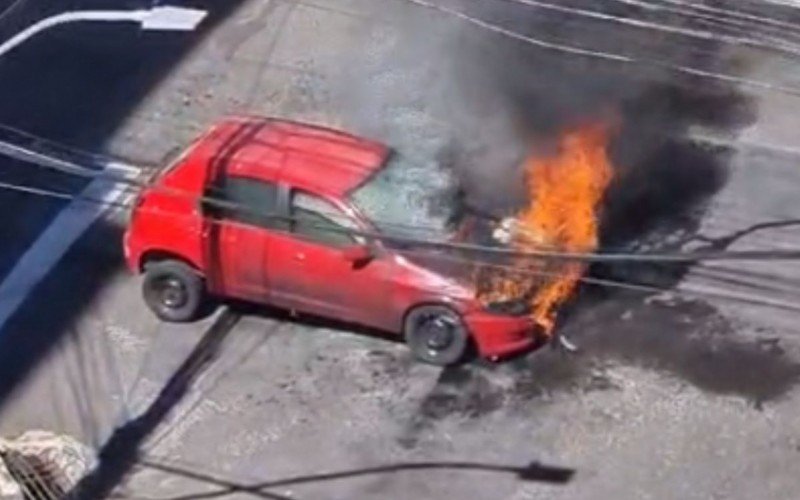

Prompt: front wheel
xmin=143 ymin=260 xmax=205 ymax=322
xmin=404 ymin=305 xmax=469 ymax=366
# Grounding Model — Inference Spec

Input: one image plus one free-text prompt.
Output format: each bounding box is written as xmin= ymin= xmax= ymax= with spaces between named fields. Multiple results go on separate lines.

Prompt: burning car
xmin=123 ymin=116 xmax=543 ymax=365
xmin=456 ymin=123 xmax=614 ymax=341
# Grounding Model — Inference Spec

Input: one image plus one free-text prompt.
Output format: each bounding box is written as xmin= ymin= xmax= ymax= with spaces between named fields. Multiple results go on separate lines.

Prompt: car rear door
xmin=266 ymin=190 xmax=395 ymax=329
xmin=202 ymin=176 xmax=286 ymax=302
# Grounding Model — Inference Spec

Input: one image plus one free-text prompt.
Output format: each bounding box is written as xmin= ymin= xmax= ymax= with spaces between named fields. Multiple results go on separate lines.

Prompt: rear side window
xmin=204 ymin=177 xmax=287 ymax=230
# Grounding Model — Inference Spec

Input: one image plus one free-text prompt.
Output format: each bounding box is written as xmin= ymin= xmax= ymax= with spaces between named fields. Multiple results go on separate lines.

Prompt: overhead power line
xmin=1 ymin=177 xmax=799 ymax=315
xmin=760 ymin=0 xmax=800 ymax=10
xmin=613 ymin=0 xmax=800 ymax=42
xmin=3 ymin=150 xmax=800 ymax=265
xmin=7 ymin=159 xmax=800 ymax=264
xmin=394 ymin=0 xmax=800 ymax=97
xmin=0 ymin=0 xmax=28 ymax=25
xmin=661 ymin=0 xmax=800 ymax=33
xmin=496 ymin=0 xmax=800 ymax=57
xmin=397 ymin=246 xmax=800 ymax=313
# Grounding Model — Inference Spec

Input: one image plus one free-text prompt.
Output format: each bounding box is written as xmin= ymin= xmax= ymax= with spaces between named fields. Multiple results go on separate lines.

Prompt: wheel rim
xmin=419 ymin=314 xmax=456 ymax=356
xmin=156 ymin=277 xmax=188 ymax=310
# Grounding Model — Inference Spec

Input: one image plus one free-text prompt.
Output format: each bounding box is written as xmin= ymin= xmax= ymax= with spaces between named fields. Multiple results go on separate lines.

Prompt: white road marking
xmin=0 ymin=176 xmax=134 ymax=331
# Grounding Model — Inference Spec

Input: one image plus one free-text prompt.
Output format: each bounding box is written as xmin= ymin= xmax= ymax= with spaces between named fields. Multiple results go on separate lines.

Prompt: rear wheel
xmin=143 ymin=260 xmax=205 ymax=322
xmin=404 ymin=305 xmax=469 ymax=366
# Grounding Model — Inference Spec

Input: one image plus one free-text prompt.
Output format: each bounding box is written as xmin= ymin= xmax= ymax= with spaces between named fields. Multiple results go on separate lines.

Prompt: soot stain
xmin=397 ymin=351 xmax=623 ymax=448
xmin=385 ymin=1 xmax=785 ymax=440
xmin=397 ymin=365 xmax=506 ymax=449
xmin=397 ymin=296 xmax=800 ymax=442
xmin=562 ymin=297 xmax=800 ymax=408
xmin=505 ymin=294 xmax=800 ymax=411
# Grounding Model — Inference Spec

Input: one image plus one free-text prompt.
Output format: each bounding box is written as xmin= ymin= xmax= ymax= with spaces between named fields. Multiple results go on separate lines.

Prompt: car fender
xmin=137 ymin=247 xmax=204 ymax=275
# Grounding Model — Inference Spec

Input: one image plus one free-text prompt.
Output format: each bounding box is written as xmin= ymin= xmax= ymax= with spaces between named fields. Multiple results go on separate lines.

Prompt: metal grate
xmin=1 ymin=450 xmax=66 ymax=500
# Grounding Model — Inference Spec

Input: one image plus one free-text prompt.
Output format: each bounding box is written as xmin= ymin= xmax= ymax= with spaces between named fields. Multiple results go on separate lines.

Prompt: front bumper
xmin=464 ymin=311 xmax=542 ymax=360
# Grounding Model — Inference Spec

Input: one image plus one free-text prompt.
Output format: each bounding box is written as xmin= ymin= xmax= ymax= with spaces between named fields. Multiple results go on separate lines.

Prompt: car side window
xmin=204 ymin=177 xmax=287 ymax=230
xmin=291 ymin=191 xmax=362 ymax=247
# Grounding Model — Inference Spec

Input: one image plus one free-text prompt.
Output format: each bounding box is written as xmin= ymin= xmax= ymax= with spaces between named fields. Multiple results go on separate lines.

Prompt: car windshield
xmin=348 ymin=154 xmax=449 ymax=241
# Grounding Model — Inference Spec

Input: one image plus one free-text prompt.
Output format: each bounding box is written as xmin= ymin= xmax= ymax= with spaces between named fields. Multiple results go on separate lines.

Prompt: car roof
xmin=193 ymin=116 xmax=390 ymax=198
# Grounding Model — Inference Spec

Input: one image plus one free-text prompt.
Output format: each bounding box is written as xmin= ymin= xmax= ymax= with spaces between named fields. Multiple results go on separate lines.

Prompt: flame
xmin=477 ymin=123 xmax=614 ymax=336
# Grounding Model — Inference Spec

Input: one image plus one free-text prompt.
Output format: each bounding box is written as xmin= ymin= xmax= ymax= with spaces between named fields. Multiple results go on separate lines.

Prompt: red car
xmin=124 ymin=116 xmax=539 ymax=365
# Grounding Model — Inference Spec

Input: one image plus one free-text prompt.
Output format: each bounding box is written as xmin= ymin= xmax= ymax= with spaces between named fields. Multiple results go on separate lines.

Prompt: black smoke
xmin=422 ymin=0 xmax=774 ymax=291
xmin=446 ymin=1 xmax=753 ymax=203
xmin=335 ymin=0 xmax=800 ymax=400
xmin=337 ymin=0 xmax=800 ymax=291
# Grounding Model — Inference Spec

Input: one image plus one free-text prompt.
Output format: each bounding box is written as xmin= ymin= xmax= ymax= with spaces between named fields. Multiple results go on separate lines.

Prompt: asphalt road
xmin=0 ymin=0 xmax=245 ymax=281
xmin=0 ymin=0 xmax=247 ymax=401
xmin=1 ymin=1 xmax=800 ymax=499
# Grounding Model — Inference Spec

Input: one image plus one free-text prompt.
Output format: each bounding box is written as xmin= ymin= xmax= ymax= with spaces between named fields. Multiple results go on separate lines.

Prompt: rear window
xmin=154 ymin=124 xmax=227 ymax=183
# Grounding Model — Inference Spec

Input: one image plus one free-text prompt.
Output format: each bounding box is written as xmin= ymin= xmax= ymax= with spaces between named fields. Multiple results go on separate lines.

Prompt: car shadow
xmin=225 ymin=299 xmax=404 ymax=347
xmin=224 ymin=298 xmax=553 ymax=365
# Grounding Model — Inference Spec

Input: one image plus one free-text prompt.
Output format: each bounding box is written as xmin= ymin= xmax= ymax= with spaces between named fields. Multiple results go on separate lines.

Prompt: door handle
xmin=294 ymin=253 xmax=306 ymax=262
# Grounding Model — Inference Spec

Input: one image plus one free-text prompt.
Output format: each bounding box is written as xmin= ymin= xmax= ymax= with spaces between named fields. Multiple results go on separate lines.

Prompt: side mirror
xmin=342 ymin=244 xmax=374 ymax=266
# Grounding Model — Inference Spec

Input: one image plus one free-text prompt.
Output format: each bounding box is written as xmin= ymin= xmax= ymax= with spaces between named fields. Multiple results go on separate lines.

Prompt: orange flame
xmin=478 ymin=123 xmax=614 ymax=336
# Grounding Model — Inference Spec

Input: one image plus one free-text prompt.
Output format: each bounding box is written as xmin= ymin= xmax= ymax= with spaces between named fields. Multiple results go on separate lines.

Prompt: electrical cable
xmin=0 ymin=130 xmax=784 ymax=262
xmin=692 ymin=262 xmax=800 ymax=291
xmin=0 ymin=178 xmax=137 ymax=209
xmin=0 ymin=166 xmax=782 ymax=295
xmin=7 ymin=121 xmax=800 ymax=255
xmin=492 ymin=0 xmax=800 ymax=91
xmin=4 ymin=120 xmax=800 ymax=272
xmin=4 ymin=3 xmax=799 ymax=494
xmin=0 ymin=0 xmax=27 ymax=25
xmin=759 ymin=0 xmax=800 ymax=11
xmin=0 ymin=122 xmax=138 ymax=172
xmin=7 ymin=167 xmax=800 ymax=477
xmin=1 ymin=179 xmax=799 ymax=314
xmin=4 ymin=158 xmax=800 ymax=265
xmin=392 ymin=0 xmax=800 ymax=97
xmin=658 ymin=0 xmax=800 ymax=36
xmin=609 ymin=0 xmax=800 ymax=43
xmin=9 ymin=121 xmax=800 ymax=253
xmin=394 ymin=245 xmax=800 ymax=313
xmin=493 ymin=0 xmax=800 ymax=57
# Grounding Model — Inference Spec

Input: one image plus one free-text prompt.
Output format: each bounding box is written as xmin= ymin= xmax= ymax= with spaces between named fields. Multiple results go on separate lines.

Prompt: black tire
xmin=404 ymin=305 xmax=469 ymax=366
xmin=143 ymin=260 xmax=205 ymax=322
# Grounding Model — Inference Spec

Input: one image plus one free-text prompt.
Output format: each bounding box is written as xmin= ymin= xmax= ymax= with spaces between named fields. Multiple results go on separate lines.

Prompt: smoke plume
xmin=333 ymin=0 xmax=777 ymax=263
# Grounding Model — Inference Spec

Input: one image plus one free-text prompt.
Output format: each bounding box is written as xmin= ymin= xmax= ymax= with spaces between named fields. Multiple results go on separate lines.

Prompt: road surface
xmin=1 ymin=1 xmax=800 ymax=499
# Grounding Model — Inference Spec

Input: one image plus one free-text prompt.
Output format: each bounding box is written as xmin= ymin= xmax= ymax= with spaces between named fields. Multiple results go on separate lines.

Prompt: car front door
xmin=266 ymin=190 xmax=394 ymax=328
xmin=202 ymin=176 xmax=286 ymax=302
